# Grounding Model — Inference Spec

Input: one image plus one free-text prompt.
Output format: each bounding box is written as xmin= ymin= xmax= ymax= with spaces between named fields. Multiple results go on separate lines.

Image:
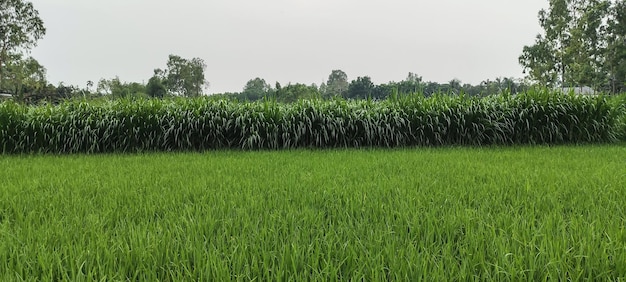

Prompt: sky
xmin=29 ymin=0 xmax=548 ymax=94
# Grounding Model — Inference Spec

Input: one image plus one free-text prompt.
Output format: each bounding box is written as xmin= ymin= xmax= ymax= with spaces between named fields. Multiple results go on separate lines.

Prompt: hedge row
xmin=0 ymin=90 xmax=623 ymax=153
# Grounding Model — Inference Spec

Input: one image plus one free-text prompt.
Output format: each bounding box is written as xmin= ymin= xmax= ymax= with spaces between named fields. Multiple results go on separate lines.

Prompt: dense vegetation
xmin=1 ymin=146 xmax=625 ymax=280
xmin=1 ymin=90 xmax=623 ymax=154
xmin=520 ymin=0 xmax=626 ymax=93
xmin=2 ymin=1 xmax=626 ymax=281
xmin=4 ymin=0 xmax=625 ymax=105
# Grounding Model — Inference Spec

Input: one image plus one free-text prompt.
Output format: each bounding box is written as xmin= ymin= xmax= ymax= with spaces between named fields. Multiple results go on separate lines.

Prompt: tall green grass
xmin=0 ymin=146 xmax=625 ymax=280
xmin=0 ymin=89 xmax=622 ymax=153
xmin=609 ymin=93 xmax=626 ymax=140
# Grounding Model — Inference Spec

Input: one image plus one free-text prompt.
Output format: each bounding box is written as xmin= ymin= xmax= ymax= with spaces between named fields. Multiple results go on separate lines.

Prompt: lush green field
xmin=1 ymin=146 xmax=625 ymax=280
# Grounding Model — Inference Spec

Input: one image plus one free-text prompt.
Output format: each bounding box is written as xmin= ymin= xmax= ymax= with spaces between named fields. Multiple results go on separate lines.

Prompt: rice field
xmin=1 ymin=145 xmax=625 ymax=280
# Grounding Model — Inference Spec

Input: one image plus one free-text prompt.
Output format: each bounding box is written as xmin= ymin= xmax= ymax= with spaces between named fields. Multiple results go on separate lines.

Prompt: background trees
xmin=606 ymin=1 xmax=626 ymax=93
xmin=2 ymin=53 xmax=46 ymax=97
xmin=2 ymin=0 xmax=620 ymax=103
xmin=0 ymin=0 xmax=46 ymax=93
xmin=520 ymin=0 xmax=625 ymax=93
xmin=346 ymin=76 xmax=375 ymax=99
xmin=241 ymin=77 xmax=271 ymax=101
xmin=274 ymin=83 xmax=319 ymax=102
xmin=152 ymin=55 xmax=208 ymax=97
xmin=97 ymin=77 xmax=147 ymax=98
xmin=325 ymin=70 xmax=349 ymax=98
xmin=146 ymin=74 xmax=167 ymax=98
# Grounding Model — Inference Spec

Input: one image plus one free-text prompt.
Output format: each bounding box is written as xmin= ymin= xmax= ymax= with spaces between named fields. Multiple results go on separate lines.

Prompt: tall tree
xmin=241 ymin=77 xmax=270 ymax=100
xmin=86 ymin=80 xmax=94 ymax=93
xmin=520 ymin=0 xmax=615 ymax=89
xmin=606 ymin=0 xmax=626 ymax=93
xmin=519 ymin=34 xmax=559 ymax=86
xmin=520 ymin=0 xmax=573 ymax=87
xmin=146 ymin=71 xmax=167 ymax=98
xmin=325 ymin=69 xmax=348 ymax=97
xmin=567 ymin=0 xmax=610 ymax=88
xmin=0 ymin=0 xmax=45 ymax=88
xmin=1 ymin=53 xmax=45 ymax=97
xmin=346 ymin=76 xmax=375 ymax=99
xmin=161 ymin=55 xmax=208 ymax=97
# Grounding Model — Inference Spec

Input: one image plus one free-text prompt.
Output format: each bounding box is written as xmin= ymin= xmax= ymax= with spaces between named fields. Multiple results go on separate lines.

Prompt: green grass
xmin=1 ymin=145 xmax=626 ymax=280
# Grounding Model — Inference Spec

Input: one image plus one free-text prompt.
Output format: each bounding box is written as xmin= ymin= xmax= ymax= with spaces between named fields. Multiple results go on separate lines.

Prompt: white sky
xmin=29 ymin=0 xmax=548 ymax=94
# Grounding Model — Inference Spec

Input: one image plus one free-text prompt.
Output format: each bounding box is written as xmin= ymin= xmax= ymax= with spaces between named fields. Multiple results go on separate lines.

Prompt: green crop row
xmin=0 ymin=89 xmax=623 ymax=153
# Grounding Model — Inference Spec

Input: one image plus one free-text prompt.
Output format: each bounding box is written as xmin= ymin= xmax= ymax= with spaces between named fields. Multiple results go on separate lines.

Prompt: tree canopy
xmin=155 ymin=55 xmax=208 ymax=97
xmin=325 ymin=70 xmax=349 ymax=97
xmin=0 ymin=0 xmax=46 ymax=91
xmin=520 ymin=0 xmax=626 ymax=92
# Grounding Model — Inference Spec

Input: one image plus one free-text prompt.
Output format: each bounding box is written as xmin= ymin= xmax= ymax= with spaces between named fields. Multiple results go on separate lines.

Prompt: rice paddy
xmin=1 ymin=145 xmax=625 ymax=280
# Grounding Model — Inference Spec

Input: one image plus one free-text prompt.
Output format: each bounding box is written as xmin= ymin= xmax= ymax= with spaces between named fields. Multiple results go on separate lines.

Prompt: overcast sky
xmin=29 ymin=0 xmax=548 ymax=94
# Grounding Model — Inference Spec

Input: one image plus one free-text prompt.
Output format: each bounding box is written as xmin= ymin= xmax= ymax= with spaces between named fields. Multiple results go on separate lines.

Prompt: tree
xmin=86 ymin=80 xmax=94 ymax=93
xmin=0 ymin=0 xmax=46 ymax=87
xmin=520 ymin=0 xmax=575 ymax=87
xmin=606 ymin=0 xmax=626 ymax=93
xmin=346 ymin=76 xmax=375 ymax=99
xmin=325 ymin=69 xmax=348 ymax=97
xmin=318 ymin=82 xmax=327 ymax=96
xmin=146 ymin=73 xmax=166 ymax=98
xmin=274 ymin=83 xmax=319 ymax=103
xmin=97 ymin=77 xmax=147 ymax=98
xmin=372 ymin=83 xmax=394 ymax=99
xmin=519 ymin=34 xmax=558 ymax=86
xmin=1 ymin=53 xmax=46 ymax=97
xmin=567 ymin=0 xmax=610 ymax=88
xmin=241 ymin=77 xmax=270 ymax=100
xmin=396 ymin=72 xmax=424 ymax=94
xmin=519 ymin=0 xmax=614 ymax=89
xmin=444 ymin=79 xmax=462 ymax=94
xmin=160 ymin=55 xmax=208 ymax=97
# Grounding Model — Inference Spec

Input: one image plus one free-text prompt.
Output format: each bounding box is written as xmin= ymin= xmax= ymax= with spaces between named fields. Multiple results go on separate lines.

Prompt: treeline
xmin=2 ymin=60 xmax=532 ymax=104
xmin=0 ymin=54 xmax=209 ymax=104
xmin=214 ymin=71 xmax=530 ymax=103
xmin=2 ymin=0 xmax=625 ymax=105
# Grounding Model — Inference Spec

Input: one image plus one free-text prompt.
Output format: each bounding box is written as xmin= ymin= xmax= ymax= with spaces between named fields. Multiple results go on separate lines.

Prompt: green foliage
xmin=520 ymin=0 xmax=625 ymax=92
xmin=325 ymin=69 xmax=348 ymax=97
xmin=0 ymin=0 xmax=46 ymax=87
xmin=241 ymin=77 xmax=271 ymax=100
xmin=606 ymin=1 xmax=626 ymax=93
xmin=273 ymin=83 xmax=320 ymax=103
xmin=97 ymin=77 xmax=147 ymax=99
xmin=609 ymin=93 xmax=626 ymax=140
xmin=146 ymin=75 xmax=166 ymax=98
xmin=1 ymin=146 xmax=625 ymax=280
xmin=346 ymin=76 xmax=375 ymax=99
xmin=0 ymin=90 xmax=622 ymax=153
xmin=0 ymin=53 xmax=46 ymax=96
xmin=159 ymin=55 xmax=208 ymax=97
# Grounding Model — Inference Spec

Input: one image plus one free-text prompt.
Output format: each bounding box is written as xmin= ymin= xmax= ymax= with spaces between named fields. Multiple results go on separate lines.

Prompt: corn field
xmin=0 ymin=90 xmax=623 ymax=154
